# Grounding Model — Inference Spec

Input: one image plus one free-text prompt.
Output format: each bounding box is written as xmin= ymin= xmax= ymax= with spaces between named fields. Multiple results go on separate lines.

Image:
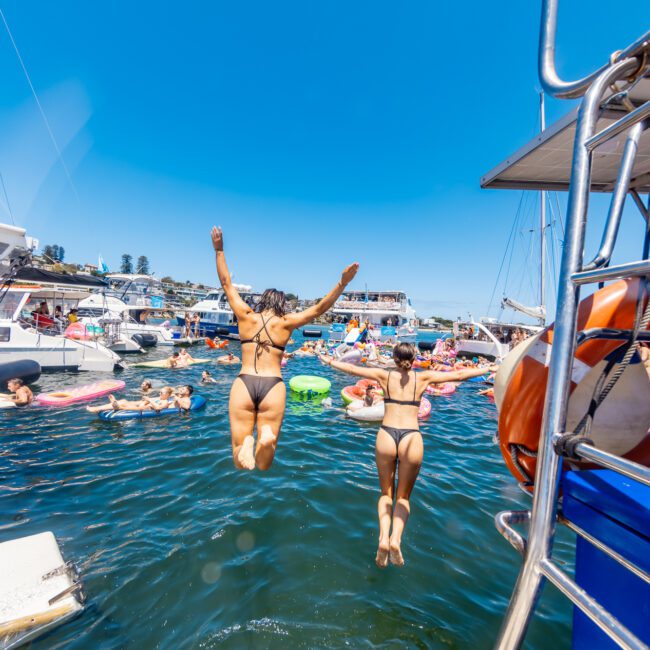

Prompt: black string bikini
xmin=381 ymin=370 xmax=420 ymax=448
xmin=238 ymin=314 xmax=286 ymax=410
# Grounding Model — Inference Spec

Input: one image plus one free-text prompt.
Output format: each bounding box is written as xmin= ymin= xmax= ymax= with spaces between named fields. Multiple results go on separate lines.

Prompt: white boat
xmin=328 ymin=290 xmax=418 ymax=343
xmin=104 ymin=273 xmax=166 ymax=308
xmin=0 ymin=286 xmax=122 ymax=372
xmin=178 ymin=284 xmax=260 ymax=339
xmin=0 ymin=225 xmax=123 ymax=371
xmin=77 ymin=294 xmax=193 ymax=346
xmin=454 ymin=318 xmax=541 ymax=360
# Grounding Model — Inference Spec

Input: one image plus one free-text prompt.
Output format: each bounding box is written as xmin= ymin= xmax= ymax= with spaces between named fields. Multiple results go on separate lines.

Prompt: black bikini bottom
xmin=238 ymin=374 xmax=283 ymax=410
xmin=381 ymin=425 xmax=419 ymax=449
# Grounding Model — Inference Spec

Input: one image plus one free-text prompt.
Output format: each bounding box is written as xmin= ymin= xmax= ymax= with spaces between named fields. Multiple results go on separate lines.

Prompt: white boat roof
xmin=481 ymin=78 xmax=650 ymax=192
xmin=107 ymin=273 xmax=160 ymax=282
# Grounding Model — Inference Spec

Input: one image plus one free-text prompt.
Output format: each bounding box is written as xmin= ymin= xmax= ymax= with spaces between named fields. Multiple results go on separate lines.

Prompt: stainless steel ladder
xmin=492 ymin=1 xmax=650 ymax=648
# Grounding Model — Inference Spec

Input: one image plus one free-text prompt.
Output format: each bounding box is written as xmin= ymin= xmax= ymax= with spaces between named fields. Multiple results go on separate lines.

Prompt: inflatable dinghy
xmin=99 ymin=395 xmax=207 ymax=420
xmin=132 ymin=358 xmax=210 ymax=369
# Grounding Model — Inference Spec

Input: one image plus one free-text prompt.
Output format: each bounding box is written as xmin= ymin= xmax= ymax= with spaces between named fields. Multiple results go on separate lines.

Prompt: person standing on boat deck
xmin=211 ymin=226 xmax=359 ymax=471
xmin=321 ymin=343 xmax=496 ymax=568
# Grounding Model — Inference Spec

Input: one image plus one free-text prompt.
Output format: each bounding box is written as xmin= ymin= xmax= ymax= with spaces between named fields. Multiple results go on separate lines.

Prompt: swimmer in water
xmin=178 ymin=349 xmax=195 ymax=365
xmin=173 ymin=385 xmax=193 ymax=410
xmin=211 ymin=225 xmax=358 ymax=470
xmin=87 ymin=386 xmax=178 ymax=413
xmin=322 ymin=342 xmax=497 ymax=568
xmin=5 ymin=378 xmax=33 ymax=406
xmin=201 ymin=370 xmax=218 ymax=384
xmin=140 ymin=379 xmax=153 ymax=394
xmin=217 ymin=352 xmax=241 ymax=365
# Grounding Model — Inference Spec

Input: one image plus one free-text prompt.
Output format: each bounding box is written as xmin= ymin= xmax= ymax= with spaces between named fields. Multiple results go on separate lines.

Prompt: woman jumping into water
xmin=211 ymin=226 xmax=359 ymax=471
xmin=321 ymin=342 xmax=496 ymax=568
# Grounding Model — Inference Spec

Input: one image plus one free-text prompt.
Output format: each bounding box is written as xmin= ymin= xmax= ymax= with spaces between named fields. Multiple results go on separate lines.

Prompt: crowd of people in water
xmin=0 ymin=226 xmax=514 ymax=571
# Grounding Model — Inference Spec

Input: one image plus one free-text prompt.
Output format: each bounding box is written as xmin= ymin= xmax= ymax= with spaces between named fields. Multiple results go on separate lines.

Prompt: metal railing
xmin=493 ymin=8 xmax=650 ymax=648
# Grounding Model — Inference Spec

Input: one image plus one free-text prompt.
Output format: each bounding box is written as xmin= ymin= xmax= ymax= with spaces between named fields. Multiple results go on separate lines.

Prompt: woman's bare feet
xmin=376 ymin=538 xmax=390 ymax=568
xmin=108 ymin=395 xmax=120 ymax=411
xmin=257 ymin=424 xmax=277 ymax=450
xmin=237 ymin=436 xmax=256 ymax=470
xmin=389 ymin=538 xmax=405 ymax=567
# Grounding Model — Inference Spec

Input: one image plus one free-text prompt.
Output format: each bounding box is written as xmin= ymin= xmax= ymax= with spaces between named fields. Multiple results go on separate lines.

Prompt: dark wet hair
xmin=185 ymin=385 xmax=194 ymax=395
xmin=393 ymin=343 xmax=416 ymax=370
xmin=255 ymin=288 xmax=289 ymax=317
xmin=8 ymin=377 xmax=23 ymax=386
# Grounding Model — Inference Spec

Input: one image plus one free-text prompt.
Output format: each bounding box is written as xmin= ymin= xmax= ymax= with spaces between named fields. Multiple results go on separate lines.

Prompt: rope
xmin=0 ymin=172 xmax=15 ymax=224
xmin=0 ymin=8 xmax=79 ymax=202
xmin=574 ymin=277 xmax=649 ymax=439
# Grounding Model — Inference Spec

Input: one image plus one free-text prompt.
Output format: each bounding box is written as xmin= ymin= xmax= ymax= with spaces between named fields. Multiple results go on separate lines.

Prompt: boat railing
xmin=493 ymin=12 xmax=650 ymax=649
xmin=539 ymin=0 xmax=649 ymax=99
xmin=336 ymin=300 xmax=402 ymax=311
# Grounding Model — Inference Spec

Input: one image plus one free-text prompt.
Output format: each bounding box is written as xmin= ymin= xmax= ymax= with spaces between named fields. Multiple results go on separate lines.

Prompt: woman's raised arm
xmin=211 ymin=226 xmax=252 ymax=320
xmin=284 ymin=262 xmax=359 ymax=329
xmin=421 ymin=364 xmax=498 ymax=385
xmin=320 ymin=355 xmax=385 ymax=381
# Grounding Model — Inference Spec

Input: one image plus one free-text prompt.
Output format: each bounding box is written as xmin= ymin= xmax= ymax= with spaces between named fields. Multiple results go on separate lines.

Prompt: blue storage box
xmin=562 ymin=470 xmax=650 ymax=649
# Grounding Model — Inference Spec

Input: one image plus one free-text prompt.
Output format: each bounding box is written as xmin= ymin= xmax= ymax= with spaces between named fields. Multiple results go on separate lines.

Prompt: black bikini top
xmin=240 ymin=314 xmax=286 ymax=372
xmin=383 ymin=370 xmax=419 ymax=407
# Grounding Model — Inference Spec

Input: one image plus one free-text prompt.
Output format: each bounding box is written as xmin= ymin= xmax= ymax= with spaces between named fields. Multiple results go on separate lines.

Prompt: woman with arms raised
xmin=211 ymin=226 xmax=359 ymax=471
xmin=321 ymin=342 xmax=495 ymax=568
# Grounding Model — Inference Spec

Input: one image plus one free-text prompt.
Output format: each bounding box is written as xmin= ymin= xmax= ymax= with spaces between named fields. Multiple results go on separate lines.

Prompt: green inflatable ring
xmin=289 ymin=375 xmax=331 ymax=397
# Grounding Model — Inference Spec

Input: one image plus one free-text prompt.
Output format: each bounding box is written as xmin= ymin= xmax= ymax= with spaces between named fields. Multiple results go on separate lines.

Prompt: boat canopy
xmin=13 ymin=267 xmax=108 ymax=289
xmin=481 ymin=78 xmax=650 ymax=192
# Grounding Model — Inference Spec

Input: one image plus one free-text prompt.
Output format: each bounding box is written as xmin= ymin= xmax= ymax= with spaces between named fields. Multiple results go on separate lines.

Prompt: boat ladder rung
xmin=554 ymin=434 xmax=650 ymax=486
xmin=495 ymin=509 xmax=650 ymax=649
xmin=571 ymin=259 xmax=650 ymax=285
xmin=539 ymin=559 xmax=649 ymax=650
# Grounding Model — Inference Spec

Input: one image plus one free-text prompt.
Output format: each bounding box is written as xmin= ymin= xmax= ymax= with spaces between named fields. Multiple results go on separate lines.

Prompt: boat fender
xmin=497 ymin=278 xmax=650 ymax=490
xmin=0 ymin=360 xmax=41 ymax=391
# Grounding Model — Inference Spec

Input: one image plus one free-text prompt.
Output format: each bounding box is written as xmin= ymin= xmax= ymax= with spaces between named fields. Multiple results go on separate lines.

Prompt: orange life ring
xmin=496 ymin=278 xmax=650 ymax=488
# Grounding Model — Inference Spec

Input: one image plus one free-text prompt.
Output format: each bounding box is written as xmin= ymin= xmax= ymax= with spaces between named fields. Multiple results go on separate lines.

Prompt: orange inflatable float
xmin=496 ymin=278 xmax=650 ymax=488
xmin=205 ymin=338 xmax=217 ymax=349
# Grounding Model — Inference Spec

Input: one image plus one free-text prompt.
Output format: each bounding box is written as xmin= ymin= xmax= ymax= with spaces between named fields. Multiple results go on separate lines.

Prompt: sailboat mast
xmin=539 ymin=91 xmax=546 ymax=326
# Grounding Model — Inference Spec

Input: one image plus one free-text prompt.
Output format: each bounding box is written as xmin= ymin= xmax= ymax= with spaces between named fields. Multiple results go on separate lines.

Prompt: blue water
xmin=0 ymin=332 xmax=574 ymax=648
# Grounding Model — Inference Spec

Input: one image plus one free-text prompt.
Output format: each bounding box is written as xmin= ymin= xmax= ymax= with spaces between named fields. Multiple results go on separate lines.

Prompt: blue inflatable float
xmin=99 ymin=395 xmax=207 ymax=421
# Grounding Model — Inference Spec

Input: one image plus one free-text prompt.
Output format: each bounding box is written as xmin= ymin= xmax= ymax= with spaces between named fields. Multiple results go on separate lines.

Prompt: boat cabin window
xmin=0 ymin=326 xmax=10 ymax=342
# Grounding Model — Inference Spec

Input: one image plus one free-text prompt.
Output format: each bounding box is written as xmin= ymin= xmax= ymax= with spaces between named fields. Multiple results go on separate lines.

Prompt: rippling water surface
xmin=0 ymin=333 xmax=574 ymax=648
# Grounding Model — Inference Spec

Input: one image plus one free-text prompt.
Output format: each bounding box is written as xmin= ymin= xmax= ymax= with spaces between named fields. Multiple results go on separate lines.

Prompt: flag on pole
xmin=98 ymin=255 xmax=109 ymax=274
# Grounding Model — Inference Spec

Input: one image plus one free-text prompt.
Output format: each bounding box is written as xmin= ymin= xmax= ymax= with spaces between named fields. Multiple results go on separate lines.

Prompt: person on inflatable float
xmin=321 ymin=342 xmax=496 ymax=568
xmin=211 ymin=226 xmax=359 ymax=471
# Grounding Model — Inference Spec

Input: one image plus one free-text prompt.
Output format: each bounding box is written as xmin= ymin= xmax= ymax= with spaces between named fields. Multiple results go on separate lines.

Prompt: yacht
xmin=104 ymin=273 xmax=166 ymax=308
xmin=77 ymin=293 xmax=193 ymax=346
xmin=482 ymin=4 xmax=650 ymax=647
xmin=328 ymin=290 xmax=418 ymax=343
xmin=454 ymin=318 xmax=542 ymax=360
xmin=0 ymin=285 xmax=123 ymax=372
xmin=178 ymin=284 xmax=260 ymax=338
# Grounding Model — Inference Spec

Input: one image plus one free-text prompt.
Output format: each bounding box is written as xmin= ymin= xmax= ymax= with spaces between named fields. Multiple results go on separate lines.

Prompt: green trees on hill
xmin=42 ymin=244 xmax=65 ymax=262
xmin=121 ymin=253 xmax=133 ymax=274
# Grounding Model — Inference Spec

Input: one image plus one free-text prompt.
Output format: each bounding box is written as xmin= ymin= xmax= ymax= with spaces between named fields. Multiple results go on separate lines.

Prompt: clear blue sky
xmin=0 ymin=1 xmax=647 ymax=320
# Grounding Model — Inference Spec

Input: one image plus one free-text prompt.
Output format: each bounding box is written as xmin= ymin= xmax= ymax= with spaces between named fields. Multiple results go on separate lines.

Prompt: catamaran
xmin=328 ymin=290 xmax=418 ymax=343
xmin=485 ymin=2 xmax=650 ymax=647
